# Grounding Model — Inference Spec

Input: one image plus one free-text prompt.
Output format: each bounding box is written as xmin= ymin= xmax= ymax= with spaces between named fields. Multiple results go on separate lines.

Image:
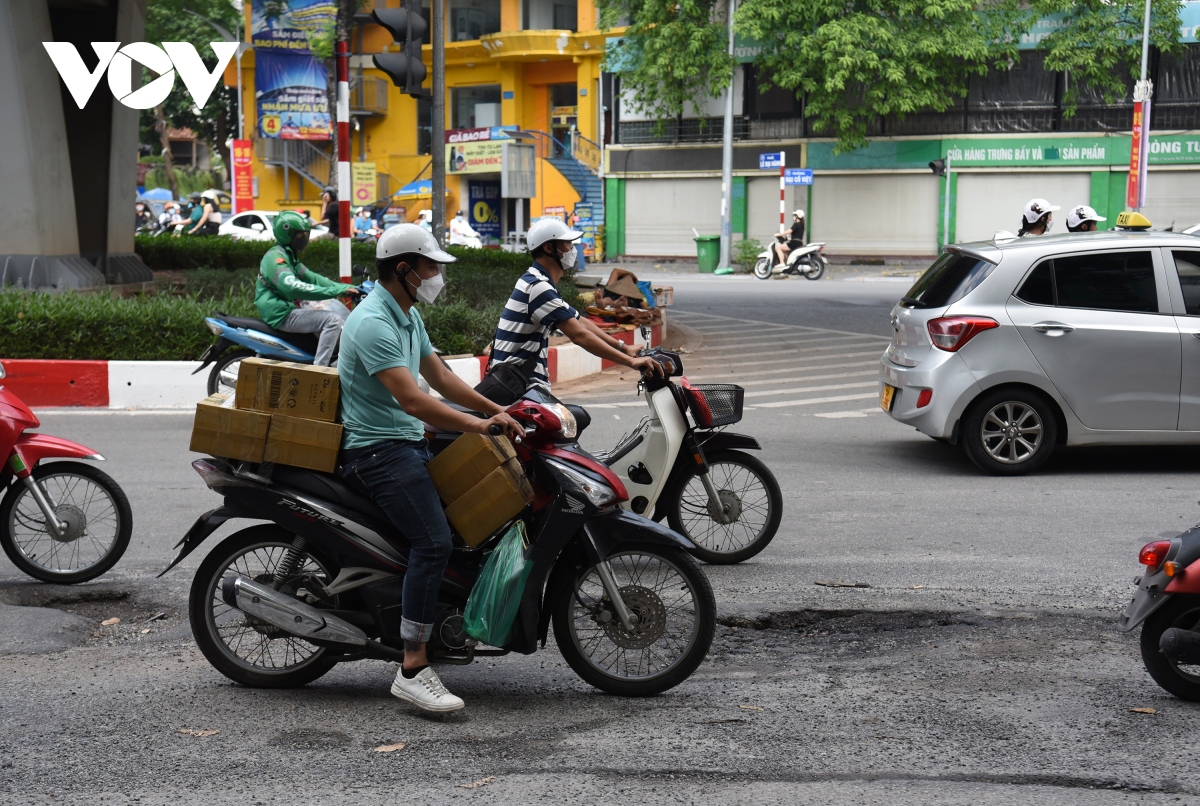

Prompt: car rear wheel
xmin=961 ymin=388 xmax=1057 ymax=476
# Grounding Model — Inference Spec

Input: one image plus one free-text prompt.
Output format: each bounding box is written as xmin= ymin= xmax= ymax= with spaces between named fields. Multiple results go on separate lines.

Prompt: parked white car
xmin=219 ymin=210 xmax=332 ymax=242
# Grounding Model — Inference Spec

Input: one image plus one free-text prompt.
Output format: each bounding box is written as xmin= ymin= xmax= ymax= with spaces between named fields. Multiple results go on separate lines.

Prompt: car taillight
xmin=927 ymin=317 xmax=999 ymax=352
xmin=916 ymin=389 xmax=933 ymax=408
xmin=1139 ymin=540 xmax=1172 ymax=568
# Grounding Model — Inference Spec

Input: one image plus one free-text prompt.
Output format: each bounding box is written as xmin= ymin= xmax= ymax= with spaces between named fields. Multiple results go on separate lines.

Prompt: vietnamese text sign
xmin=447 ymin=140 xmax=503 ymax=174
xmin=759 ymin=152 xmax=784 ymax=170
xmin=256 ymin=50 xmax=330 ymax=140
xmin=1128 ymin=102 xmax=1150 ymax=208
xmin=233 ymin=139 xmax=254 ymax=214
xmin=785 ymin=168 xmax=813 ymax=186
xmin=251 ymin=0 xmax=336 ymax=53
xmin=352 ymin=162 xmax=376 ymax=205
xmin=468 ymin=181 xmax=502 ymax=241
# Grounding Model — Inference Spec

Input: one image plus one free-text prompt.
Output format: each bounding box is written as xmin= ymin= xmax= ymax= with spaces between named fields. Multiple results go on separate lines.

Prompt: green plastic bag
xmin=462 ymin=522 xmax=533 ymax=647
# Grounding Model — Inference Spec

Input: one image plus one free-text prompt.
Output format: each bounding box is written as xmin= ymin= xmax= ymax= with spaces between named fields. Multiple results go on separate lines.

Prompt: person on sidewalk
xmin=479 ymin=219 xmax=662 ymax=404
xmin=338 ymin=223 xmax=522 ymax=713
xmin=1066 ymin=205 xmax=1106 ymax=233
xmin=1018 ymin=199 xmax=1060 ymax=237
xmin=255 ymin=211 xmax=358 ymax=367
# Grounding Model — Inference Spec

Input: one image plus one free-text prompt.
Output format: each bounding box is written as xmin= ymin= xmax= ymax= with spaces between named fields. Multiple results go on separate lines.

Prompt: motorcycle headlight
xmin=545 ymin=403 xmax=577 ymax=439
xmin=545 ymin=458 xmax=615 ymax=508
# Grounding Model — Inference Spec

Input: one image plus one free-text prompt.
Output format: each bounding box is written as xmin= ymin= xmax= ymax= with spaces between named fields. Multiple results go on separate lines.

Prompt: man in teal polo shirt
xmin=338 ymin=223 xmax=521 ymax=714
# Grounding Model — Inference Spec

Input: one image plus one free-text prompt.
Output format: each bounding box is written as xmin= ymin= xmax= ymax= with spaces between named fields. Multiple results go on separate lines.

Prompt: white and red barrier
xmin=2 ymin=324 xmax=662 ymax=409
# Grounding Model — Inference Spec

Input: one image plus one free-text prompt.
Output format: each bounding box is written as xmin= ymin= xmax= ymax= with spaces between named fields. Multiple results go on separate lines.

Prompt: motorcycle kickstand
xmin=595 ymin=561 xmax=639 ymax=631
xmin=21 ymin=477 xmax=67 ymax=538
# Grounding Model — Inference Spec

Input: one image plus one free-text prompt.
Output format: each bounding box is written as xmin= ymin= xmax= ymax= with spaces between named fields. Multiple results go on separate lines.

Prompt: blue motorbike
xmin=193 ymin=267 xmax=374 ymax=396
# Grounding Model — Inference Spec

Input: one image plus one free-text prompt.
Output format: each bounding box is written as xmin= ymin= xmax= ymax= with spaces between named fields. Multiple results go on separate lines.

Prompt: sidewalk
xmin=582 ymin=255 xmax=928 ymax=284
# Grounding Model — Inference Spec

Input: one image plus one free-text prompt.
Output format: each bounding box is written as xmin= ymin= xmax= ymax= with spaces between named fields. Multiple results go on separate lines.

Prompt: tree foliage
xmin=599 ymin=0 xmax=734 ymax=127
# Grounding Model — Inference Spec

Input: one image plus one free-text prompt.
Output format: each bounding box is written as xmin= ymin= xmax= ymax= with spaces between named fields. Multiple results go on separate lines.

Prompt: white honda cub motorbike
xmin=572 ymin=348 xmax=783 ymax=565
xmin=753 ymin=236 xmax=828 ymax=280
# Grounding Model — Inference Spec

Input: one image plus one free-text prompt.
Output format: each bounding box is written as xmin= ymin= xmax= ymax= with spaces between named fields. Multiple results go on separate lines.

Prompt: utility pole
xmin=432 ymin=0 xmax=447 ymax=244
xmin=717 ymin=0 xmax=736 ymax=272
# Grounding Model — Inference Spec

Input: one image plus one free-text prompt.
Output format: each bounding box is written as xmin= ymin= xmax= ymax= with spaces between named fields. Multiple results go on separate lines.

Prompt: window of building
xmin=743 ymin=65 xmax=802 ymax=120
xmin=417 ymin=95 xmax=432 ymax=155
xmin=524 ymin=0 xmax=577 ymax=31
xmin=448 ymin=0 xmax=501 ymax=41
xmin=451 ymin=85 xmax=502 ymax=129
xmin=1052 ymin=251 xmax=1157 ymax=313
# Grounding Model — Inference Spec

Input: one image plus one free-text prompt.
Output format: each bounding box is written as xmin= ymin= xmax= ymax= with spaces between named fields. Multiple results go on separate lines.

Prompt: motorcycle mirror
xmin=351 ymin=264 xmax=369 ymax=279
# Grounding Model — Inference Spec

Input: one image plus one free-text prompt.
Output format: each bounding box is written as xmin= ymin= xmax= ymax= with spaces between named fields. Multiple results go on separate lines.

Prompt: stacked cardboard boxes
xmin=190 ymin=358 xmax=344 ymax=473
xmin=427 ymin=432 xmax=534 ymax=547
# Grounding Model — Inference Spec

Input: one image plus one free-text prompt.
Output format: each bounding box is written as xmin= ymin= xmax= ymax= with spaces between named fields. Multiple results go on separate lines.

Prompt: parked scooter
xmin=0 ymin=362 xmax=132 ymax=583
xmin=165 ymin=398 xmax=716 ymax=696
xmin=753 ymin=236 xmax=828 ymax=280
xmin=193 ymin=265 xmax=374 ymax=396
xmin=583 ymin=347 xmax=782 ymax=564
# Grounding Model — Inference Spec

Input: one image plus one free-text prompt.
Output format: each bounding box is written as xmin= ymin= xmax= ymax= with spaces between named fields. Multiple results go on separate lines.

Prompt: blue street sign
xmin=759 ymin=152 xmax=783 ymax=170
xmin=785 ymin=168 xmax=814 ymax=186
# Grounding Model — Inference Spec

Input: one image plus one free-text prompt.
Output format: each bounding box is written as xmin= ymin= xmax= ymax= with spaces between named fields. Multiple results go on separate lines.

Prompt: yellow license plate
xmin=879 ymin=384 xmax=896 ymax=412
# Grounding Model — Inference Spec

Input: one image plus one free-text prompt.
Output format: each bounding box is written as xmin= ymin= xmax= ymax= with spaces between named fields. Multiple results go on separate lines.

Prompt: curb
xmin=3 ymin=324 xmax=664 ymax=409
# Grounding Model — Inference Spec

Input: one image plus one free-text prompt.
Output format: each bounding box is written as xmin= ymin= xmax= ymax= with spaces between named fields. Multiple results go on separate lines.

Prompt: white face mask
xmin=559 ymin=244 xmax=578 ymax=269
xmin=414 ymin=270 xmax=445 ymax=304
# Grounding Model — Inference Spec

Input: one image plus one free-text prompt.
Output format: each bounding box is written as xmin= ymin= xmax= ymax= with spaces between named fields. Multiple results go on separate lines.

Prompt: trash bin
xmin=694 ymin=235 xmax=720 ymax=273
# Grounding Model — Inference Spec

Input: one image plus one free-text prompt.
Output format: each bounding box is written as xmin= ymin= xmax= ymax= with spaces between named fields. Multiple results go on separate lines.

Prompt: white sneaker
xmin=390 ymin=666 xmax=465 ymax=713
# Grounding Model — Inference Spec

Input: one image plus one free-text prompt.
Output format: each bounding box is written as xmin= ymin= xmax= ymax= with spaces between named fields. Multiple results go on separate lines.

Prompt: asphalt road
xmin=3 ymin=277 xmax=1200 ymax=803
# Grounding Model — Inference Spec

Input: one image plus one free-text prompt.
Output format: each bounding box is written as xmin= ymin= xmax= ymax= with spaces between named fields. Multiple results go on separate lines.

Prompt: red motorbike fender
xmin=10 ymin=433 xmax=104 ymax=477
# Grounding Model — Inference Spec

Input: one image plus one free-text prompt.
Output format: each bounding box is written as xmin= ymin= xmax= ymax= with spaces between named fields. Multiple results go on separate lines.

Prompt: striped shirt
xmin=489 ymin=266 xmax=580 ymax=384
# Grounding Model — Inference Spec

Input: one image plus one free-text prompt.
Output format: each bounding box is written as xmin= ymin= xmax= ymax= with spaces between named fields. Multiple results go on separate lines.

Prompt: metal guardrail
xmin=350 ymin=76 xmax=388 ymax=116
xmin=570 ymin=131 xmax=602 ymax=173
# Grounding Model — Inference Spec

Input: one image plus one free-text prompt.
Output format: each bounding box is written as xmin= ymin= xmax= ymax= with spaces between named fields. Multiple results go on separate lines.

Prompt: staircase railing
xmin=569 ymin=130 xmax=601 ymax=174
xmin=523 ymin=130 xmax=572 ymax=162
xmin=259 ymin=138 xmax=333 ymax=199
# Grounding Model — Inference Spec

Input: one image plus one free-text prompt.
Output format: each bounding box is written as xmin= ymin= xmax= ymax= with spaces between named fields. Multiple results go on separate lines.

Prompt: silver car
xmin=880 ymin=229 xmax=1200 ymax=475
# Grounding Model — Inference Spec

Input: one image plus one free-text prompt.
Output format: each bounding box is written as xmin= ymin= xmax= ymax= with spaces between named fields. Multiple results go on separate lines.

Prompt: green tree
xmin=140 ymin=0 xmax=242 ymax=195
xmin=736 ymin=0 xmax=1027 ymax=152
xmin=1031 ymin=0 xmax=1184 ymax=114
xmin=599 ymin=0 xmax=734 ymax=130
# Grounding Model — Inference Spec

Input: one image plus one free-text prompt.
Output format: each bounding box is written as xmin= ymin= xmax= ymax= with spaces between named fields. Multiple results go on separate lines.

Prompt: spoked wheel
xmin=207 ymin=348 xmax=254 ymax=396
xmin=189 ymin=525 xmax=339 ymax=688
xmin=552 ymin=545 xmax=715 ymax=696
xmin=753 ymin=257 xmax=771 ymax=280
xmin=0 ymin=462 xmax=132 ymax=583
xmin=962 ymin=388 xmax=1057 ymax=476
xmin=666 ymin=449 xmax=783 ymax=564
xmin=1141 ymin=597 xmax=1200 ymax=701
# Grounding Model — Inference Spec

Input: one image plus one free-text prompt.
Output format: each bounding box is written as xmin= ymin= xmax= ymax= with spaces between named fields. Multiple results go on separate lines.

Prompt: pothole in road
xmin=718 ymin=608 xmax=981 ymax=634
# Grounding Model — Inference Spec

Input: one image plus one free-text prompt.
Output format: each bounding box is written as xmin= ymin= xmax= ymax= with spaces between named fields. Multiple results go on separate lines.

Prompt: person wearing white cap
xmin=1019 ymin=198 xmax=1060 ymax=237
xmin=1066 ymin=204 xmax=1106 ymax=233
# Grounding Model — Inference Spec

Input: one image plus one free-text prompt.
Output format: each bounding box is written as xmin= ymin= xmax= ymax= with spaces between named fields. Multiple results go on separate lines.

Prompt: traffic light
xmin=929 ymin=159 xmax=947 ymax=176
xmin=372 ymin=6 xmax=428 ymax=99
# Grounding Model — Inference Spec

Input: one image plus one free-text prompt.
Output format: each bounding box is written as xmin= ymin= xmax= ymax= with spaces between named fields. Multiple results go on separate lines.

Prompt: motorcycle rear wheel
xmin=1140 ymin=596 xmax=1200 ymax=701
xmin=206 ymin=348 xmax=255 ymax=397
xmin=190 ymin=525 xmax=339 ymax=688
xmin=552 ymin=544 xmax=715 ymax=696
xmin=803 ymin=259 xmax=826 ymax=281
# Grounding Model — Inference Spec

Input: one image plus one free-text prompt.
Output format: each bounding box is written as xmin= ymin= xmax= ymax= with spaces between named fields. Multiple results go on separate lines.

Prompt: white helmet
xmin=794 ymin=209 xmax=805 ymax=218
xmin=527 ymin=218 xmax=582 ymax=253
xmin=1066 ymin=204 xmax=1106 ymax=229
xmin=376 ymin=223 xmax=456 ymax=263
xmin=1023 ymin=198 xmax=1060 ymax=224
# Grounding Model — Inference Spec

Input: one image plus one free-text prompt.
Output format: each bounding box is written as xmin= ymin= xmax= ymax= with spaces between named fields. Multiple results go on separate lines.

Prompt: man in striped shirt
xmin=488 ymin=219 xmax=662 ymax=387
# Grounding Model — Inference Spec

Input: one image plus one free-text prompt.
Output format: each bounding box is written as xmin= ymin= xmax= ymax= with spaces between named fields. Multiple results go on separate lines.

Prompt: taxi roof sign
xmin=1115 ymin=211 xmax=1153 ymax=230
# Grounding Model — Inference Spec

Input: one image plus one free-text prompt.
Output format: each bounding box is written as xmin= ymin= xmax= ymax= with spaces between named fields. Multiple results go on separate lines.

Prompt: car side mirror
xmin=251 ymin=223 xmax=265 ymax=232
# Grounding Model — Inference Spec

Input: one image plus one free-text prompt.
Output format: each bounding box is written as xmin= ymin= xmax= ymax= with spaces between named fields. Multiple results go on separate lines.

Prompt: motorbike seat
xmin=271 ymin=465 xmax=392 ymax=529
xmin=215 ymin=314 xmax=320 ymax=356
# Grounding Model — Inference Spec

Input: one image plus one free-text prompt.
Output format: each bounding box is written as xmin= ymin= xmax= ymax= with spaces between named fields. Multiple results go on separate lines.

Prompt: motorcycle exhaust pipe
xmin=221 ymin=575 xmax=368 ymax=647
xmin=1160 ymin=628 xmax=1200 ymax=665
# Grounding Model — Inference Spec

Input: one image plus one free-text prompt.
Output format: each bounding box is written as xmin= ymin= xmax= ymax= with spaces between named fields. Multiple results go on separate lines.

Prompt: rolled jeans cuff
xmin=401 ymin=616 xmax=433 ymax=644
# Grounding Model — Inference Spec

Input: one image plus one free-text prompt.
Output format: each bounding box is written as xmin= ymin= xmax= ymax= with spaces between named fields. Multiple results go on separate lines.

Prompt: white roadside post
xmin=337 ymin=40 xmax=351 ymax=283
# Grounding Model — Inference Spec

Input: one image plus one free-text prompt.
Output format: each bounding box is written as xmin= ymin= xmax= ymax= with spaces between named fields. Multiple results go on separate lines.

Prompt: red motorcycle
xmin=0 ymin=362 xmax=132 ymax=583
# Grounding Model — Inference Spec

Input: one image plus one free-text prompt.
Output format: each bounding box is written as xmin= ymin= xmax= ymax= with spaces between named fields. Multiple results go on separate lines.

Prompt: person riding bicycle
xmin=254 ymin=211 xmax=358 ymax=367
xmin=337 ymin=223 xmax=522 ymax=713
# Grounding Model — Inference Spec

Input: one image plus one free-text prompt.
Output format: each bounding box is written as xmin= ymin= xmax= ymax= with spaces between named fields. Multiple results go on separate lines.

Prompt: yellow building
xmin=227 ymin=0 xmax=608 ymax=249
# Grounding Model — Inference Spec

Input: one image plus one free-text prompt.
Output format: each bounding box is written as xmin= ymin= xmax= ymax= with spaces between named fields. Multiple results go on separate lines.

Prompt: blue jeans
xmin=340 ymin=439 xmax=451 ymax=644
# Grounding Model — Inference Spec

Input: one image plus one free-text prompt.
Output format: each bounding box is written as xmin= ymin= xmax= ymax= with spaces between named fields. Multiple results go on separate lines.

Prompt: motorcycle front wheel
xmin=753 ymin=257 xmax=772 ymax=280
xmin=552 ymin=545 xmax=715 ymax=696
xmin=190 ymin=525 xmax=339 ymax=688
xmin=207 ymin=348 xmax=255 ymax=396
xmin=0 ymin=462 xmax=132 ymax=583
xmin=666 ymin=449 xmax=783 ymax=565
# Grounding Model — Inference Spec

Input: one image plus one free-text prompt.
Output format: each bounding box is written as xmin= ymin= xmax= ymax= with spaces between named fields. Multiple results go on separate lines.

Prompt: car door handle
xmin=1032 ymin=322 xmax=1074 ymax=335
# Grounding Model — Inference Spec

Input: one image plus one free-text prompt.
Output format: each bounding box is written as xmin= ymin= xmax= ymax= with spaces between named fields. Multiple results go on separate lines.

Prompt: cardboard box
xmin=444 ymin=461 xmax=534 ymax=547
xmin=264 ymin=414 xmax=344 ymax=473
xmin=235 ymin=358 xmax=340 ymax=423
xmin=189 ymin=393 xmax=272 ymax=463
xmin=427 ymin=432 xmax=518 ymax=504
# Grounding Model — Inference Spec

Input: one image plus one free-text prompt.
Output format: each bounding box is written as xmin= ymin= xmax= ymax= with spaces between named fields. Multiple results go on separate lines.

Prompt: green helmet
xmin=273 ymin=211 xmax=311 ymax=249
